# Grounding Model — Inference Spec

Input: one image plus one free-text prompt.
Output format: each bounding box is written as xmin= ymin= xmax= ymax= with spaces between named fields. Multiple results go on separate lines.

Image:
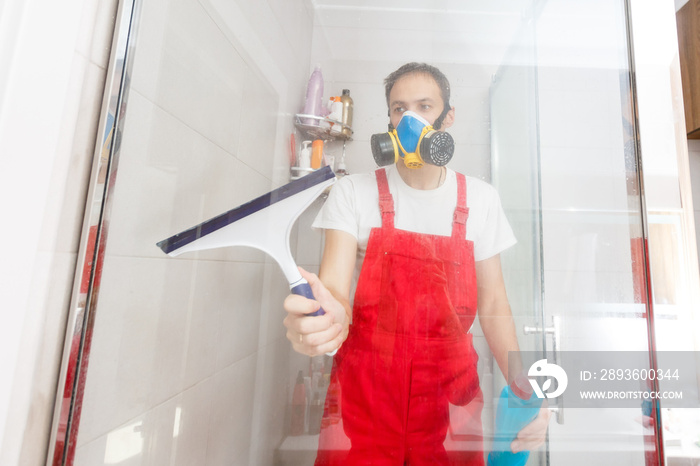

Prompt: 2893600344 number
xmin=600 ymin=368 xmax=679 ymax=381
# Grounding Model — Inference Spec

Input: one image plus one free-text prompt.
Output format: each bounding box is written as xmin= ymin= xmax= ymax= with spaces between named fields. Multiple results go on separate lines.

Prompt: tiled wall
xmin=73 ymin=0 xmax=316 ymax=464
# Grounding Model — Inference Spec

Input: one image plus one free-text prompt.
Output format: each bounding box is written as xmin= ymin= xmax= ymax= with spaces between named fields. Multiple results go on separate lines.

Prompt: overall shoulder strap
xmin=452 ymin=172 xmax=469 ymax=239
xmin=375 ymin=168 xmax=395 ymax=228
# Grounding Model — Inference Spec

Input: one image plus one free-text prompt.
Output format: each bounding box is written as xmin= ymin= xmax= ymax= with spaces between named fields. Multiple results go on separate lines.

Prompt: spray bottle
xmin=487 ymin=373 xmax=542 ymax=466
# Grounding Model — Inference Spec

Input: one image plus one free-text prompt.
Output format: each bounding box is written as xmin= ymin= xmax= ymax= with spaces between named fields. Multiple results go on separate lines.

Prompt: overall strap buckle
xmin=453 ymin=206 xmax=470 ymax=225
xmin=379 ymin=194 xmax=395 ymax=215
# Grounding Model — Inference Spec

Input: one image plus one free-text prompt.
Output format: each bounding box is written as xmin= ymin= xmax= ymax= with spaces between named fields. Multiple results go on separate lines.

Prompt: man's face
xmin=388 ymin=72 xmax=454 ymax=130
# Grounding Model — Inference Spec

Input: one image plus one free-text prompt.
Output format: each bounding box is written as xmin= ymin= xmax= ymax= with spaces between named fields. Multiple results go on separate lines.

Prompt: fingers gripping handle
xmin=290 ymin=281 xmax=325 ymax=316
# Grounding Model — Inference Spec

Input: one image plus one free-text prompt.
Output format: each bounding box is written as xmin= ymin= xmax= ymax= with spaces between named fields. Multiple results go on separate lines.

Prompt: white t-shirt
xmin=312 ymin=164 xmax=516 ymax=286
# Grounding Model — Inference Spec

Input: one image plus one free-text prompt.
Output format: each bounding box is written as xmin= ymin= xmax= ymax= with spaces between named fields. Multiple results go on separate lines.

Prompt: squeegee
xmin=156 ymin=166 xmax=336 ymax=316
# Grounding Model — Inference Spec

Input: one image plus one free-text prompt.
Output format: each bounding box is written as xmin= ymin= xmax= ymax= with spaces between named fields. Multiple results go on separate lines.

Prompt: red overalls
xmin=316 ymin=168 xmax=484 ymax=465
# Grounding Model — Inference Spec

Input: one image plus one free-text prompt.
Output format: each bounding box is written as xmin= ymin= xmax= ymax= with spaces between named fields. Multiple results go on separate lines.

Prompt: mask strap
xmin=386 ymin=103 xmax=450 ymax=131
xmin=432 ymin=102 xmax=451 ymax=130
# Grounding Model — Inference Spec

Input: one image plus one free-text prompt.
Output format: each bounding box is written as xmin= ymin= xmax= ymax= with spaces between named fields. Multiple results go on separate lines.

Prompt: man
xmin=284 ymin=63 xmax=549 ymax=465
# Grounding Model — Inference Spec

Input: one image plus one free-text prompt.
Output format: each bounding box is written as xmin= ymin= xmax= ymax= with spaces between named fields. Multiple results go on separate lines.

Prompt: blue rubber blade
xmin=156 ymin=166 xmax=335 ymax=255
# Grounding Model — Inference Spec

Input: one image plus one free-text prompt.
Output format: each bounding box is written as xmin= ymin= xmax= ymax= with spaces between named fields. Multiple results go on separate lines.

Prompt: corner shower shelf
xmin=294 ymin=114 xmax=353 ymax=140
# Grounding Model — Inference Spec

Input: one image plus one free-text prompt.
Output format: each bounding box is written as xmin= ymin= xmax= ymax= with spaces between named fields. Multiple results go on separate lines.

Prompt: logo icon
xmin=528 ymin=359 xmax=568 ymax=399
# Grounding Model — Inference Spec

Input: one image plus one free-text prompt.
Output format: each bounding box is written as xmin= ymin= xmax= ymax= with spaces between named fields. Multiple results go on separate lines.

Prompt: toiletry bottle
xmin=311 ymin=140 xmax=324 ymax=170
xmin=340 ymin=89 xmax=354 ymax=138
xmin=324 ymin=373 xmax=341 ymax=426
xmin=298 ymin=141 xmax=312 ymax=169
xmin=487 ymin=374 xmax=543 ymax=466
xmin=329 ymin=96 xmax=343 ymax=135
xmin=290 ymin=370 xmax=307 ymax=435
xmin=308 ymin=393 xmax=323 ymax=435
xmin=302 ymin=65 xmax=324 ymax=125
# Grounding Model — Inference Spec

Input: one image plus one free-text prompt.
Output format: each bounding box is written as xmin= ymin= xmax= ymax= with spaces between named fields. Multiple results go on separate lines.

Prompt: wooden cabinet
xmin=678 ymin=0 xmax=700 ymax=138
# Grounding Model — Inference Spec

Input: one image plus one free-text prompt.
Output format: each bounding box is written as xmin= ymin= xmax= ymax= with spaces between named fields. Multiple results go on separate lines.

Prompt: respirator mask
xmin=370 ymin=111 xmax=455 ymax=169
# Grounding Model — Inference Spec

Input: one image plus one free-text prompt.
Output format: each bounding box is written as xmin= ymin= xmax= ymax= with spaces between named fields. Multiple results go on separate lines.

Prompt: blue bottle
xmin=487 ymin=374 xmax=542 ymax=466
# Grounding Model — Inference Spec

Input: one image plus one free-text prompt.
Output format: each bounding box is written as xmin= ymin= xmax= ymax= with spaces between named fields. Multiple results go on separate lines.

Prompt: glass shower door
xmin=491 ymin=0 xmax=664 ymax=464
xmin=490 ymin=15 xmax=548 ymax=465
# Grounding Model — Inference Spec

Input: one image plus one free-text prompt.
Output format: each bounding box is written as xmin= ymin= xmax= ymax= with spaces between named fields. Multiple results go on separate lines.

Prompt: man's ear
xmin=440 ymin=106 xmax=455 ymax=130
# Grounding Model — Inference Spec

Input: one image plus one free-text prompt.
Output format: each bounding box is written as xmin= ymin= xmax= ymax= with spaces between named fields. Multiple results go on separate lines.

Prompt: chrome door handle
xmin=523 ymin=316 xmax=564 ymax=424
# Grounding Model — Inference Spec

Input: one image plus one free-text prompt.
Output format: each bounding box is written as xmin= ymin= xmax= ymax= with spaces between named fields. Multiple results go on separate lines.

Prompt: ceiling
xmin=310 ymin=0 xmax=630 ymax=69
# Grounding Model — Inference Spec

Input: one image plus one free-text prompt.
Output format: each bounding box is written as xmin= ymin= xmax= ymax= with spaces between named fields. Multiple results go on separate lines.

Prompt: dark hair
xmin=384 ymin=62 xmax=451 ymax=129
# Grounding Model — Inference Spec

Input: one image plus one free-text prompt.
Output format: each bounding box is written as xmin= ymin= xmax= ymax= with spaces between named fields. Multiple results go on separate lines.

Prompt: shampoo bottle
xmin=311 ymin=140 xmax=324 ymax=170
xmin=487 ymin=374 xmax=542 ymax=466
xmin=340 ymin=89 xmax=354 ymax=138
xmin=302 ymin=65 xmax=324 ymax=125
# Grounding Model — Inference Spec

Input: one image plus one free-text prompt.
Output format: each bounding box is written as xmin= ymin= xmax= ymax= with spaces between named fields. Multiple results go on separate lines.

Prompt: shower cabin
xmin=45 ymin=0 xmax=700 ymax=464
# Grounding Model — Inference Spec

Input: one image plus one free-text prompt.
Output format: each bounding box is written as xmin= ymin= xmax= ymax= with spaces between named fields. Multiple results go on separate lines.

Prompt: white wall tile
xmin=172 ymin=379 xmax=215 ymax=465
xmin=247 ymin=339 xmax=293 ymax=465
xmin=205 ymin=355 xmax=257 ymax=465
xmin=77 ymin=256 xmax=193 ymax=445
xmin=76 ymin=395 xmax=184 ymax=466
xmin=267 ymin=0 xmax=315 ymax=61
xmin=74 ymin=432 xmax=108 ymax=465
xmin=223 ymin=0 xmax=308 ymax=83
xmin=235 ymin=68 xmax=281 ymax=179
xmin=449 ymin=87 xmax=491 ymax=145
xmin=130 ymin=0 xmax=249 ymax=154
xmin=450 ymin=144 xmax=491 ymax=181
xmin=213 ymin=262 xmax=265 ymax=371
xmin=108 ymin=91 xmax=270 ymax=263
xmin=186 ymin=261 xmax=263 ymax=385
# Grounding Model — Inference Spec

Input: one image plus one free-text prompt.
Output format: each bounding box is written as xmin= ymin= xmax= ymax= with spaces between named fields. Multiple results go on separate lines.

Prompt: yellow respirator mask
xmin=370 ymin=111 xmax=455 ymax=169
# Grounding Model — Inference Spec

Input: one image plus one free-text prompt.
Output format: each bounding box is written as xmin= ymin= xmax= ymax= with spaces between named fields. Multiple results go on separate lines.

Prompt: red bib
xmin=316 ymin=168 xmax=484 ymax=465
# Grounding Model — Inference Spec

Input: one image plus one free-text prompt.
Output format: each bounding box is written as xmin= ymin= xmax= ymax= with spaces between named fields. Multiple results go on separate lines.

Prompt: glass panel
xmin=56 ymin=0 xmax=682 ymax=464
xmin=490 ymin=13 xmax=547 ymax=465
xmin=492 ymin=0 xmax=667 ymax=464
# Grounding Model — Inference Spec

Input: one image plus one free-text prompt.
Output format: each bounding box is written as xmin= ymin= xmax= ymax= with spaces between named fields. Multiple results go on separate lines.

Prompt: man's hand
xmin=283 ymin=267 xmax=348 ymax=356
xmin=511 ymin=403 xmax=551 ymax=453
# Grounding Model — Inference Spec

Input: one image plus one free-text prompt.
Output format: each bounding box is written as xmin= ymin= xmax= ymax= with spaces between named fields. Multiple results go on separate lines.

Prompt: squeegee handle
xmin=290 ymin=281 xmax=325 ymax=316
